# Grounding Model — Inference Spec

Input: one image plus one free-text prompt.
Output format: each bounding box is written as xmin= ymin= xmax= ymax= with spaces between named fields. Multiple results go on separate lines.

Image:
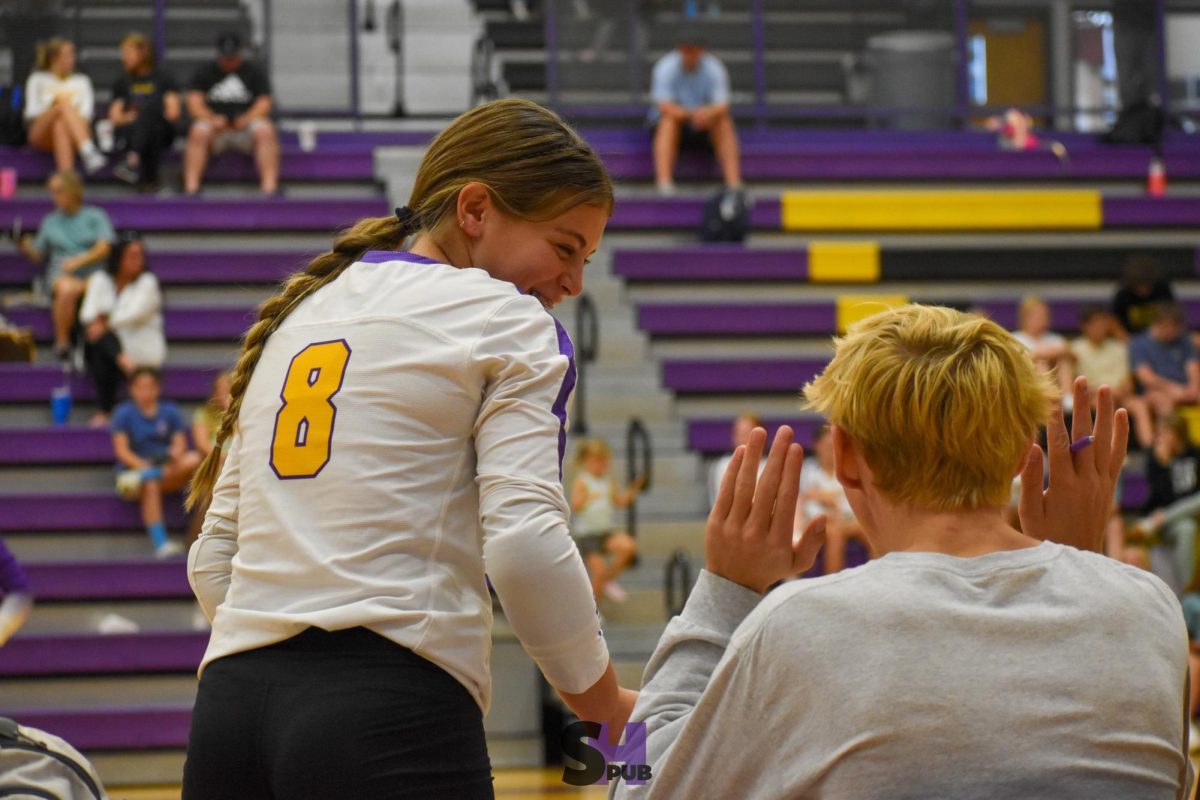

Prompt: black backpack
xmin=1101 ymin=100 xmax=1164 ymax=146
xmin=699 ymin=188 xmax=749 ymax=243
xmin=0 ymin=85 xmax=26 ymax=147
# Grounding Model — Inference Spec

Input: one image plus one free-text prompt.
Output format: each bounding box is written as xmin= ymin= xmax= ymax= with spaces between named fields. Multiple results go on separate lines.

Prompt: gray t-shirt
xmin=33 ymin=205 xmax=115 ymax=282
xmin=612 ymin=542 xmax=1191 ymax=799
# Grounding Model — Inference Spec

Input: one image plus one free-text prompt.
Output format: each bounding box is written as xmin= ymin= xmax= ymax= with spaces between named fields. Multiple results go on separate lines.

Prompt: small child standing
xmin=570 ymin=439 xmax=645 ymax=602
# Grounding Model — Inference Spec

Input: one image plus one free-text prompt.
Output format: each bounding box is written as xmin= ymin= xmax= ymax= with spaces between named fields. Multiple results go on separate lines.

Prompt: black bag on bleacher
xmin=0 ymin=716 xmax=108 ymax=799
xmin=1101 ymin=100 xmax=1164 ymax=146
xmin=0 ymin=85 xmax=26 ymax=146
xmin=700 ymin=187 xmax=749 ymax=243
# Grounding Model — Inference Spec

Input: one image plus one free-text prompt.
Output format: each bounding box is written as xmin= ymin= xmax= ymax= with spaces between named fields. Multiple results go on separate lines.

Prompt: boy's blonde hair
xmin=803 ymin=304 xmax=1055 ymax=511
xmin=576 ymin=438 xmax=611 ymax=464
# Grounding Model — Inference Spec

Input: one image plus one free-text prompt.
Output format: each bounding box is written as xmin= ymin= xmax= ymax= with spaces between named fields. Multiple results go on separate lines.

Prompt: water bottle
xmin=50 ymin=367 xmax=72 ymax=426
xmin=1147 ymin=156 xmax=1166 ymax=197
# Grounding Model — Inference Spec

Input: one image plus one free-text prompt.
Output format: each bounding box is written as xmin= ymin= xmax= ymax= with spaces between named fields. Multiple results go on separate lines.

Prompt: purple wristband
xmin=1069 ymin=435 xmax=1095 ymax=454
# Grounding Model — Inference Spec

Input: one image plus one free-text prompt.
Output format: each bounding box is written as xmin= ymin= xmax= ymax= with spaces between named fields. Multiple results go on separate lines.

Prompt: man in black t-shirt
xmin=183 ymin=32 xmax=279 ymax=196
xmin=108 ymin=32 xmax=180 ymax=190
xmin=1113 ymin=254 xmax=1175 ymax=336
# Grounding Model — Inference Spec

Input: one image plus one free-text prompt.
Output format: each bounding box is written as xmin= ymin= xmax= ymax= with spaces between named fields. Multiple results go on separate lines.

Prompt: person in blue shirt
xmin=1130 ymin=302 xmax=1200 ymax=421
xmin=111 ymin=366 xmax=201 ymax=558
xmin=649 ymin=27 xmax=741 ymax=196
xmin=18 ymin=169 xmax=114 ymax=361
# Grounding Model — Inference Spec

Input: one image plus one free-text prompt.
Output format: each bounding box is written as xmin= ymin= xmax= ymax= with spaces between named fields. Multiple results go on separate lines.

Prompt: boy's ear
xmin=830 ymin=424 xmax=863 ymax=492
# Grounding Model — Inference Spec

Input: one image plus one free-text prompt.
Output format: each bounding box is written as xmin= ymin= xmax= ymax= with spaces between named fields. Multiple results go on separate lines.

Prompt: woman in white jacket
xmin=79 ymin=233 xmax=166 ymax=426
xmin=24 ymin=38 xmax=105 ymax=173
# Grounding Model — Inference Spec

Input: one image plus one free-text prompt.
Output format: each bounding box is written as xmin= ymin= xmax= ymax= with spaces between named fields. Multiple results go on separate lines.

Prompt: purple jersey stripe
xmin=551 ymin=318 xmax=576 ymax=480
xmin=359 ymin=251 xmax=444 ymax=266
xmin=0 ymin=537 xmax=30 ymax=594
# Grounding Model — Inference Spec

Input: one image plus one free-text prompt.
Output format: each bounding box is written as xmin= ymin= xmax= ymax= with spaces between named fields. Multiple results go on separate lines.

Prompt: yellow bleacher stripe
xmin=808 ymin=241 xmax=880 ymax=283
xmin=783 ymin=190 xmax=1102 ymax=231
xmin=836 ymin=294 xmax=909 ymax=334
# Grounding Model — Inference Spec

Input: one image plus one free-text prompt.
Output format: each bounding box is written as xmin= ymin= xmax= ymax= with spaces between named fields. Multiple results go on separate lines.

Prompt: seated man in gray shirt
xmin=612 ymin=304 xmax=1190 ymax=799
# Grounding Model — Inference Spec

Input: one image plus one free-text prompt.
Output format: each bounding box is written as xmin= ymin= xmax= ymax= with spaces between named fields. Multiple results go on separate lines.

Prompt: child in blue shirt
xmin=111 ymin=366 xmax=201 ymax=557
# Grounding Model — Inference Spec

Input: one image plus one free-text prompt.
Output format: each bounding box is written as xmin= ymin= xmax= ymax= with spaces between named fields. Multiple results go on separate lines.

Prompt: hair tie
xmin=395 ymin=206 xmax=419 ymax=229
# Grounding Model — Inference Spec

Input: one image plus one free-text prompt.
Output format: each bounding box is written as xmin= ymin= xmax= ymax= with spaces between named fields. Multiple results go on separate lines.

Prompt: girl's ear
xmin=456 ymin=182 xmax=492 ymax=236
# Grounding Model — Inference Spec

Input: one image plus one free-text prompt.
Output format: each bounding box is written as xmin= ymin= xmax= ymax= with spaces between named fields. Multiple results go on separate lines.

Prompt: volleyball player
xmin=182 ymin=99 xmax=635 ymax=798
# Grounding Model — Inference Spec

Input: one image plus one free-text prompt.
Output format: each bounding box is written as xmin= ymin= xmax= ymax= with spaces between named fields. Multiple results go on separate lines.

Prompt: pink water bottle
xmin=0 ymin=168 xmax=15 ymax=199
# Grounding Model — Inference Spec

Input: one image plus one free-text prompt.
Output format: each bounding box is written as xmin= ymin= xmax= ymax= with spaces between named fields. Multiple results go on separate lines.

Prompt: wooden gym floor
xmin=110 ymin=769 xmax=610 ymax=799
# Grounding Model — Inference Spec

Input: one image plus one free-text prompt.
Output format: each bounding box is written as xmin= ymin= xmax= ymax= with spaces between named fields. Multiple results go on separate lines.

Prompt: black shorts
xmin=575 ymin=531 xmax=613 ymax=558
xmin=182 ymin=627 xmax=494 ymax=800
xmin=652 ymin=120 xmax=714 ymax=153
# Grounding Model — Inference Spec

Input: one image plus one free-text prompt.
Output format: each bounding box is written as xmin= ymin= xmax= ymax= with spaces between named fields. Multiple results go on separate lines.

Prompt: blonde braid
xmin=186 ymin=215 xmax=411 ymax=509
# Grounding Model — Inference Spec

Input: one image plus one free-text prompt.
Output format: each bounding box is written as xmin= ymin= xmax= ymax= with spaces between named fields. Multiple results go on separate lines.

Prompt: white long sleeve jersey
xmin=189 ymin=252 xmax=609 ymax=712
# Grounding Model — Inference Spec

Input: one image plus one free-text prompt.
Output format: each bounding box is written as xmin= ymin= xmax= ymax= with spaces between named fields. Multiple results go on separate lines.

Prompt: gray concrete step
xmin=0 ymin=675 xmax=198 ymax=712
xmin=21 ymin=599 xmax=200 ymax=635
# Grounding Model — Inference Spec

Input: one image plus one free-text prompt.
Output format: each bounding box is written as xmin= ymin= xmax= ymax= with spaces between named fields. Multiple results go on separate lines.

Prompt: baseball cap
xmin=216 ymin=32 xmax=242 ymax=56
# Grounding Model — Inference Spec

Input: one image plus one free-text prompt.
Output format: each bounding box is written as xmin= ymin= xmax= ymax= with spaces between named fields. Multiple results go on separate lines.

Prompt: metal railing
xmin=571 ymin=293 xmax=599 ymax=436
xmin=624 ymin=417 xmax=653 ymax=541
xmin=664 ymin=550 xmax=693 ymax=618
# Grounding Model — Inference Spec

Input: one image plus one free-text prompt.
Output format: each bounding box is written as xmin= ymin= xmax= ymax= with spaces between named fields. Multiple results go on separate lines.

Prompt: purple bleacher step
xmin=3 ymin=146 xmax=374 ymax=183
xmin=614 ymin=246 xmax=808 ymax=281
xmin=0 ymin=364 xmax=222 ymax=404
xmin=602 ymin=148 xmax=1200 ymax=182
xmin=0 ymin=250 xmax=310 ymax=289
xmin=662 ymin=357 xmax=827 ymax=393
xmin=0 ymin=427 xmax=113 ymax=465
xmin=5 ymin=306 xmax=254 ymax=343
xmin=1101 ymin=197 xmax=1200 ymax=227
xmin=0 ymin=197 xmax=388 ymax=232
xmin=635 ymin=298 xmax=1200 ymax=337
xmin=10 ymin=706 xmax=192 ymax=751
xmin=688 ymin=416 xmax=825 ymax=454
xmin=22 ymin=559 xmax=191 ymax=601
xmin=0 ymin=631 xmax=205 ymax=677
xmin=0 ymin=493 xmax=187 ymax=533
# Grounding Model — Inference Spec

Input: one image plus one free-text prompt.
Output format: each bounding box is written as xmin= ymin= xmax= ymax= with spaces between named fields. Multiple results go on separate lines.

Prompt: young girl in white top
xmin=796 ymin=423 xmax=872 ymax=574
xmin=24 ymin=39 xmax=105 ymax=174
xmin=79 ymin=234 xmax=166 ymax=426
xmin=571 ymin=439 xmax=645 ymax=601
xmin=183 ymin=99 xmax=636 ymax=799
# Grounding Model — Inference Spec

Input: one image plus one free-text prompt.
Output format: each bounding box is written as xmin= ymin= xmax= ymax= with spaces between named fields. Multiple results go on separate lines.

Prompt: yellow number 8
xmin=270 ymin=339 xmax=352 ymax=479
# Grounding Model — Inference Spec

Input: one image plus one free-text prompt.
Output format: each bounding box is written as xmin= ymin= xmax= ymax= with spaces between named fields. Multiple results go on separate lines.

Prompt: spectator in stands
xmin=649 ymin=27 xmax=741 ymax=197
xmin=707 ymin=412 xmax=761 ymax=507
xmin=0 ymin=536 xmax=32 ymax=647
xmin=1072 ymin=305 xmax=1154 ymax=448
xmin=23 ymin=38 xmax=105 ymax=174
xmin=17 ymin=170 xmax=114 ymax=361
xmin=108 ymin=32 xmax=180 ymax=191
xmin=1134 ymin=414 xmax=1200 ymax=596
xmin=184 ymin=32 xmax=279 ymax=196
xmin=0 ymin=1 xmax=61 ymax=91
xmin=570 ymin=439 xmax=645 ymax=603
xmin=186 ymin=370 xmax=232 ymax=544
xmin=612 ymin=306 xmax=1192 ymax=799
xmin=1131 ymin=302 xmax=1200 ymax=419
xmin=1012 ymin=295 xmax=1073 ymax=406
xmin=78 ymin=233 xmax=166 ymax=427
xmin=1113 ymin=254 xmax=1174 ymax=337
xmin=796 ymin=423 xmax=870 ymax=575
xmin=112 ymin=367 xmax=200 ymax=559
